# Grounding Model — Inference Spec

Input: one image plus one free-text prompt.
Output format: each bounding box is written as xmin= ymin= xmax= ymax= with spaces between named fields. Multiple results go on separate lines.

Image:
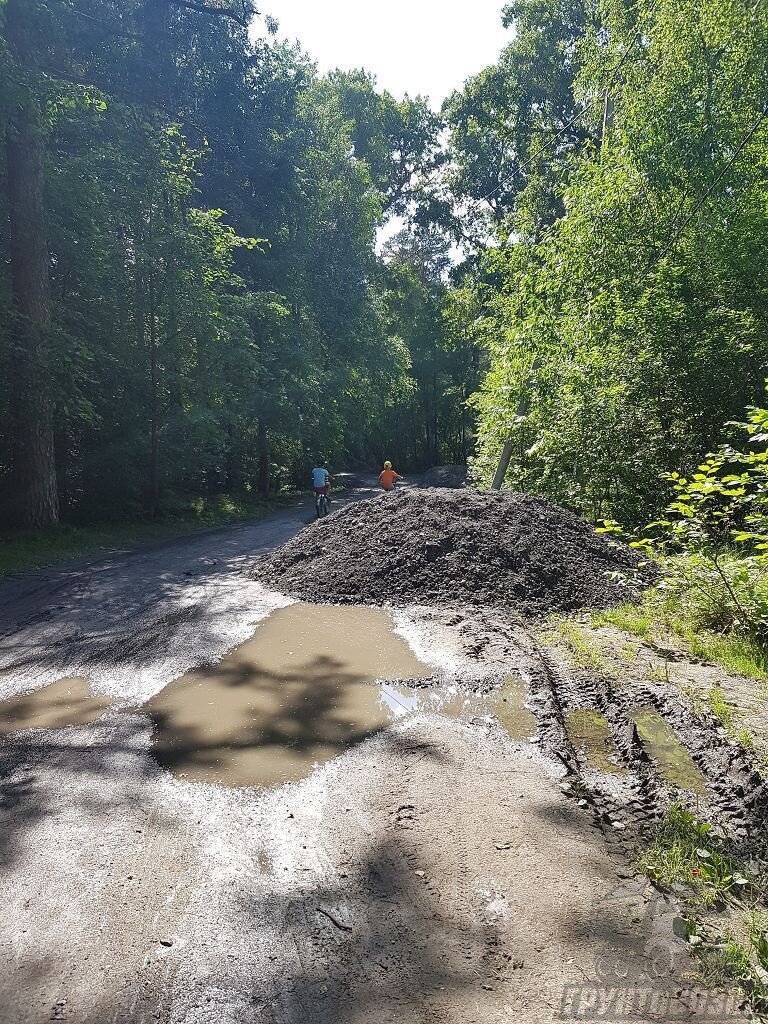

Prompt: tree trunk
xmin=422 ymin=393 xmax=432 ymax=468
xmin=5 ymin=76 xmax=59 ymax=527
xmin=257 ymin=418 xmax=270 ymax=497
xmin=491 ymin=355 xmax=541 ymax=491
xmin=224 ymin=421 xmax=239 ymax=492
xmin=431 ymin=338 xmax=439 ymax=465
xmin=148 ymin=253 xmax=160 ymax=516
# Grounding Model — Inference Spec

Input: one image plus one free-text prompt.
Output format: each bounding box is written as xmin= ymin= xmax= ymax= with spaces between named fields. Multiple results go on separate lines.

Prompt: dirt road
xmin=0 ymin=486 xmax=746 ymax=1023
xmin=0 ymin=492 xmax=354 ymax=705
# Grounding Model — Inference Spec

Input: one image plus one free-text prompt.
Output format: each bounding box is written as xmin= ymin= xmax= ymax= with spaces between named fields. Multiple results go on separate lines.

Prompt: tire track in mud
xmin=402 ymin=602 xmax=768 ymax=845
xmin=388 ymin=774 xmax=450 ymax=1024
xmin=515 ymin=629 xmax=768 ymax=850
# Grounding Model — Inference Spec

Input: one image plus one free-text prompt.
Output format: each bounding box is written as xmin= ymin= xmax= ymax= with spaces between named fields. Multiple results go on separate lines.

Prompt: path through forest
xmin=0 ymin=481 xmax=747 ymax=1023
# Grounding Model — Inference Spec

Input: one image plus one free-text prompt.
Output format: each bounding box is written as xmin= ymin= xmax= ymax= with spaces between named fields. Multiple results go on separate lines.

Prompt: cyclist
xmin=379 ymin=460 xmax=403 ymax=491
xmin=312 ymin=460 xmax=331 ymax=515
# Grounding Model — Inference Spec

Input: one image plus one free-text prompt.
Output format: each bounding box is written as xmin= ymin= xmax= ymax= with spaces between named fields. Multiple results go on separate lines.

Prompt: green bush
xmin=639 ymin=804 xmax=745 ymax=908
xmin=599 ymin=396 xmax=768 ymax=640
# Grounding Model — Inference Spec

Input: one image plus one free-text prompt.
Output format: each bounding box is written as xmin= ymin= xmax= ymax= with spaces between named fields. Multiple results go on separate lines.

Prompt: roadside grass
xmin=638 ymin=804 xmax=742 ymax=909
xmin=596 ymin=589 xmax=768 ymax=759
xmin=706 ymin=687 xmax=757 ymax=752
xmin=618 ymin=640 xmax=638 ymax=661
xmin=708 ymin=685 xmax=735 ymax=729
xmin=638 ymin=804 xmax=768 ymax=1013
xmin=645 ymin=661 xmax=674 ymax=685
xmin=696 ymin=933 xmax=756 ymax=991
xmin=542 ymin=618 xmax=610 ymax=673
xmin=0 ymin=491 xmax=305 ymax=578
xmin=592 ymin=596 xmax=768 ymax=684
xmin=673 ymin=683 xmax=757 ymax=759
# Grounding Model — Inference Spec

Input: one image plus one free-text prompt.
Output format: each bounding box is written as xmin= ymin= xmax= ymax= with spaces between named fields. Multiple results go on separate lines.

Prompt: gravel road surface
xmin=0 ymin=483 xmax=738 ymax=1024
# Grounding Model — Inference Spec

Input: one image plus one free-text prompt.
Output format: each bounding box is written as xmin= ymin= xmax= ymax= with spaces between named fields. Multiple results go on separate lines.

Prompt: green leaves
xmin=639 ymin=803 xmax=742 ymax=909
xmin=447 ymin=0 xmax=768 ymax=528
xmin=601 ymin=393 xmax=768 ymax=639
xmin=0 ymin=0 xmax=440 ymax=519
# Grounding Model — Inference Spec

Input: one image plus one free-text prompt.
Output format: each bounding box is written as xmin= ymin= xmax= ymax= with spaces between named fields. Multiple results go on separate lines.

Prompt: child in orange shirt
xmin=379 ymin=460 xmax=403 ymax=491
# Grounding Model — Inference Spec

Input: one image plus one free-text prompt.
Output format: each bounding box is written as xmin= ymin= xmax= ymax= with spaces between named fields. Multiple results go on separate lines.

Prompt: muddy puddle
xmin=409 ymin=675 xmax=536 ymax=740
xmin=0 ymin=678 xmax=116 ymax=734
xmin=0 ymin=605 xmax=538 ymax=790
xmin=566 ymin=709 xmax=625 ymax=774
xmin=146 ymin=604 xmax=436 ymax=788
xmin=630 ymin=707 xmax=707 ymax=795
xmin=145 ymin=605 xmax=539 ymax=788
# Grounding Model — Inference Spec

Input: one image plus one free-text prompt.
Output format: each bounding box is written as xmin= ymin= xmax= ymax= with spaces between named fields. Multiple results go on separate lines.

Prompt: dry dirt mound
xmin=418 ymin=465 xmax=467 ymax=488
xmin=251 ymin=489 xmax=649 ymax=614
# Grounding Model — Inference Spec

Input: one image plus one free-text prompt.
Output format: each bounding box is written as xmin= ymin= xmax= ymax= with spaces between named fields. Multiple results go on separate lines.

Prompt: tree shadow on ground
xmin=0 ymin=594 xmax=230 ymax=676
xmin=0 ymin=714 xmax=166 ymax=868
xmin=1 ymin=718 xmax=455 ymax=1024
xmin=208 ymin=816 xmax=504 ymax=1024
xmin=145 ymin=651 xmax=435 ymax=786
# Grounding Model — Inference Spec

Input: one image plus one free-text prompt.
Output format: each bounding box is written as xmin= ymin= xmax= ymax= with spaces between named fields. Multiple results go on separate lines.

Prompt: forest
xmin=7 ymin=4 xmax=768 ymax=1012
xmin=2 ymin=0 xmax=768 ymax=532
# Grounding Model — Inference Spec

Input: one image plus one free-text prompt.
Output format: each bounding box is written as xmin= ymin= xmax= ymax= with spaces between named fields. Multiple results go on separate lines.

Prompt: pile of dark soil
xmin=252 ymin=489 xmax=651 ymax=615
xmin=418 ymin=465 xmax=467 ymax=488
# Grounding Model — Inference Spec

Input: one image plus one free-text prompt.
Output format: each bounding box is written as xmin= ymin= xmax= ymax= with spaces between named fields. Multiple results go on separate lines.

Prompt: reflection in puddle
xmin=396 ymin=674 xmax=536 ymax=740
xmin=0 ymin=677 xmax=116 ymax=734
xmin=379 ymin=684 xmax=421 ymax=717
xmin=146 ymin=604 xmax=434 ymax=788
xmin=145 ymin=604 xmax=538 ymax=788
xmin=630 ymin=707 xmax=707 ymax=795
xmin=566 ymin=709 xmax=625 ymax=774
xmin=0 ymin=604 xmax=540 ymax=791
xmin=405 ymin=675 xmax=536 ymax=740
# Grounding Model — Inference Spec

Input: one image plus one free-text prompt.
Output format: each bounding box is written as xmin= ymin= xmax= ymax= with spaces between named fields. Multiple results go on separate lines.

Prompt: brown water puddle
xmin=0 ymin=678 xmax=116 ymax=734
xmin=420 ymin=676 xmax=535 ymax=740
xmin=146 ymin=604 xmax=434 ymax=788
xmin=630 ymin=707 xmax=707 ymax=795
xmin=145 ymin=607 xmax=538 ymax=788
xmin=566 ymin=709 xmax=625 ymax=775
xmin=488 ymin=676 xmax=537 ymax=740
xmin=0 ymin=606 xmax=538 ymax=790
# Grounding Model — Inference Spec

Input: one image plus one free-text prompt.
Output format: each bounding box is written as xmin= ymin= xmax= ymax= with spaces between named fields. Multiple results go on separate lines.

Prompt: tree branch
xmin=33 ymin=62 xmax=218 ymax=142
xmin=167 ymin=0 xmax=255 ymax=28
xmin=68 ymin=2 xmax=257 ymax=40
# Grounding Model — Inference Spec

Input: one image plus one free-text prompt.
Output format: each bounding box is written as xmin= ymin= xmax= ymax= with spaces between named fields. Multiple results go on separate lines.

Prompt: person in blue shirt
xmin=312 ymin=460 xmax=331 ymax=515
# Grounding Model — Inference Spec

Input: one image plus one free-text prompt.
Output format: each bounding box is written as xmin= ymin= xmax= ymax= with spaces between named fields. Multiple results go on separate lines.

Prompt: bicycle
xmin=315 ymin=490 xmax=330 ymax=518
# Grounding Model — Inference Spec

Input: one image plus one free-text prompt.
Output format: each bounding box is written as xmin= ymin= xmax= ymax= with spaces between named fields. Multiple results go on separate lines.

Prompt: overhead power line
xmin=476 ymin=6 xmax=655 ymax=208
xmin=641 ymin=105 xmax=768 ymax=276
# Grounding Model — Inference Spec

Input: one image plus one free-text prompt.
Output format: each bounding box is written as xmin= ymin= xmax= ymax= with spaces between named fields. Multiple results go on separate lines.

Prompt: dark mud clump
xmin=418 ymin=465 xmax=468 ymax=488
xmin=251 ymin=488 xmax=650 ymax=615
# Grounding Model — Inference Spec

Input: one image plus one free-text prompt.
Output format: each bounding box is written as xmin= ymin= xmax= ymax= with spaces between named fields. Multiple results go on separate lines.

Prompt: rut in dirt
xmin=514 ymin=634 xmax=768 ymax=850
xmin=251 ymin=488 xmax=651 ymax=614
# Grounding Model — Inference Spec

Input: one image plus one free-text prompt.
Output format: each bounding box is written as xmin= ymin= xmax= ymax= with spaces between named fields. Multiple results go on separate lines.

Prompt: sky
xmin=262 ymin=0 xmax=511 ymax=109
